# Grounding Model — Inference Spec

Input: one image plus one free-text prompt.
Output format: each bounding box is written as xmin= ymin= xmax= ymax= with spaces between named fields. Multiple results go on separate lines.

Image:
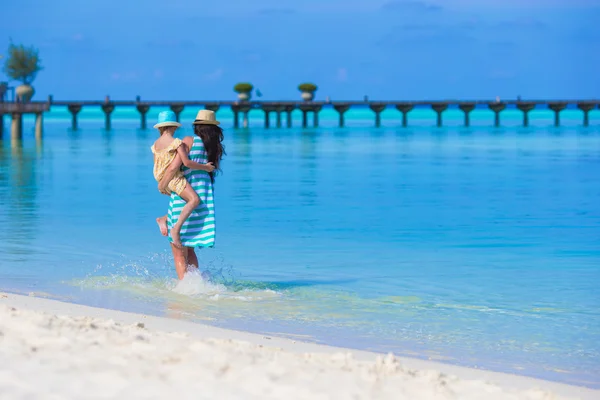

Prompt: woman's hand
xmin=204 ymin=162 xmax=215 ymax=173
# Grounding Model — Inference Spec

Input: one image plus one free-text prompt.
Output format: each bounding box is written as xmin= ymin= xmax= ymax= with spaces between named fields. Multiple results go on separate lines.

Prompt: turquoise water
xmin=1 ymin=106 xmax=599 ymax=388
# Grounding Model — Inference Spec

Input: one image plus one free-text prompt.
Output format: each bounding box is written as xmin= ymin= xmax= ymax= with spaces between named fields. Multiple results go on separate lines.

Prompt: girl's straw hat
xmin=192 ymin=109 xmax=220 ymax=125
xmin=153 ymin=111 xmax=182 ymax=129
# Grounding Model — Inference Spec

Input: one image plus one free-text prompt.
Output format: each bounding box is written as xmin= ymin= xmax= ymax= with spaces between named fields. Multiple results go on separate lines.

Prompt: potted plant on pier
xmin=234 ymin=82 xmax=253 ymax=102
xmin=3 ymin=41 xmax=43 ymax=103
xmin=298 ymin=83 xmax=317 ymax=101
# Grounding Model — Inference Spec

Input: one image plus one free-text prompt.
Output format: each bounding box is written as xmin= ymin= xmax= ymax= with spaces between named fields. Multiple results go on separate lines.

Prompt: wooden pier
xmin=0 ymin=102 xmax=49 ymax=140
xmin=1 ymin=98 xmax=598 ymax=140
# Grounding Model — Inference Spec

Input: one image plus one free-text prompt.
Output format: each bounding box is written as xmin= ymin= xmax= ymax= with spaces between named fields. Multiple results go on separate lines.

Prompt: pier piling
xmin=263 ymin=106 xmax=274 ymax=129
xmin=136 ymin=104 xmax=150 ymax=129
xmin=231 ymin=105 xmax=240 ymax=129
xmin=333 ymin=104 xmax=350 ymax=127
xmin=395 ymin=104 xmax=414 ymax=127
xmin=313 ymin=105 xmax=322 ymax=127
xmin=517 ymin=102 xmax=536 ymax=127
xmin=35 ymin=113 xmax=43 ymax=140
xmin=431 ymin=103 xmax=448 ymax=127
xmin=577 ymin=103 xmax=595 ymax=127
xmin=548 ymin=102 xmax=567 ymax=127
xmin=11 ymin=113 xmax=22 ymax=140
xmin=275 ymin=106 xmax=284 ymax=128
xmin=285 ymin=106 xmax=294 ymax=128
xmin=230 ymin=104 xmax=251 ymax=128
xmin=0 ymin=103 xmax=47 ymax=141
xmin=2 ymin=99 xmax=598 ymax=138
xmin=489 ymin=103 xmax=506 ymax=127
xmin=299 ymin=105 xmax=309 ymax=128
xmin=240 ymin=105 xmax=251 ymax=128
xmin=458 ymin=103 xmax=476 ymax=127
xmin=68 ymin=104 xmax=82 ymax=130
xmin=369 ymin=104 xmax=386 ymax=127
xmin=101 ymin=103 xmax=115 ymax=130
xmin=170 ymin=104 xmax=185 ymax=122
xmin=204 ymin=104 xmax=220 ymax=113
xmin=298 ymin=104 xmax=316 ymax=128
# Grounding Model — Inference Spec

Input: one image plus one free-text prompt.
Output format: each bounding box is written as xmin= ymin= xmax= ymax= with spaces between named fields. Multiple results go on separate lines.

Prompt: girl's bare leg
xmin=170 ymin=243 xmax=188 ymax=280
xmin=171 ymin=184 xmax=200 ymax=248
xmin=156 ymin=215 xmax=168 ymax=236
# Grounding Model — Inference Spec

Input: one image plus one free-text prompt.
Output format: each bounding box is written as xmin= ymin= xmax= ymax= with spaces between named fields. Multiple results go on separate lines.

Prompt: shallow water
xmin=1 ymin=106 xmax=599 ymax=387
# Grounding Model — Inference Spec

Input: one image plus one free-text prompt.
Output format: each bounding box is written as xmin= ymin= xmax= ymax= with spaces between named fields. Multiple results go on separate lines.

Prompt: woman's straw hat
xmin=153 ymin=110 xmax=182 ymax=129
xmin=192 ymin=109 xmax=220 ymax=125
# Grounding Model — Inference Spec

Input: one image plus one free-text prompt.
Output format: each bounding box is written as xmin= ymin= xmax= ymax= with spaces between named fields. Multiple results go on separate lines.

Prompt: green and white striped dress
xmin=167 ymin=136 xmax=216 ymax=248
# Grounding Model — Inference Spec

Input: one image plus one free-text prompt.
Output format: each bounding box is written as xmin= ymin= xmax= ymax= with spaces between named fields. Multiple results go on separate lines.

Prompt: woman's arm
xmin=176 ymin=145 xmax=215 ymax=172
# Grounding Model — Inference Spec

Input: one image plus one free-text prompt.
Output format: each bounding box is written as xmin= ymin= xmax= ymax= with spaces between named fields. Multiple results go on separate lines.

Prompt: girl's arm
xmin=176 ymin=144 xmax=215 ymax=172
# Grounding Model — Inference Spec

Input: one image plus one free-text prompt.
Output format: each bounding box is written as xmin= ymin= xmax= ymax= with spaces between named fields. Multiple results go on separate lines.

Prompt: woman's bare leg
xmin=187 ymin=248 xmax=198 ymax=269
xmin=170 ymin=184 xmax=200 ymax=248
xmin=170 ymin=243 xmax=188 ymax=280
xmin=156 ymin=215 xmax=168 ymax=236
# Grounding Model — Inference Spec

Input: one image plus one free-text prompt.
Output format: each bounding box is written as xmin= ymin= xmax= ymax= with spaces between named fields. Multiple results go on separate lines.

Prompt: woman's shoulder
xmin=187 ymin=135 xmax=206 ymax=148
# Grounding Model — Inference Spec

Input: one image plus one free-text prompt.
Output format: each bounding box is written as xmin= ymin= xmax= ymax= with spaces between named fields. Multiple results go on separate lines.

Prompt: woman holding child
xmin=151 ymin=109 xmax=225 ymax=280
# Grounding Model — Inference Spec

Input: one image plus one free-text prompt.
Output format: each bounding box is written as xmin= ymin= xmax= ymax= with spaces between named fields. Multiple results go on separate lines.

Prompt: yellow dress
xmin=151 ymin=138 xmax=187 ymax=195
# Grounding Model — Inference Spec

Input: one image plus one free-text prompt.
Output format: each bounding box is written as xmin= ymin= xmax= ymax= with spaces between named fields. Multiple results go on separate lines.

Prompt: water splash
xmin=169 ymin=268 xmax=227 ymax=296
xmin=69 ymin=251 xmax=281 ymax=303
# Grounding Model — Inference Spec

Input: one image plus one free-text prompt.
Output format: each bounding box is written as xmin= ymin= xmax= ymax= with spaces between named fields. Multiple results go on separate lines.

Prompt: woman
xmin=157 ymin=109 xmax=225 ymax=279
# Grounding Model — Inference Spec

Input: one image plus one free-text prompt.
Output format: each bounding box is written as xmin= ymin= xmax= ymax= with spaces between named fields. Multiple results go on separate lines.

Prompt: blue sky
xmin=1 ymin=0 xmax=598 ymax=100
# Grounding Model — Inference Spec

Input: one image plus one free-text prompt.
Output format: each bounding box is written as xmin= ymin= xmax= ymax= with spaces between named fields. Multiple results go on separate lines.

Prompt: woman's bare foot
xmin=170 ymin=228 xmax=183 ymax=249
xmin=156 ymin=216 xmax=168 ymax=236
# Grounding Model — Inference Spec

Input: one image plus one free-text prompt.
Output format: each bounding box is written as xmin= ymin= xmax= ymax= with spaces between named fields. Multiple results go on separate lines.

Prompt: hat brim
xmin=192 ymin=120 xmax=220 ymax=125
xmin=153 ymin=121 xmax=182 ymax=129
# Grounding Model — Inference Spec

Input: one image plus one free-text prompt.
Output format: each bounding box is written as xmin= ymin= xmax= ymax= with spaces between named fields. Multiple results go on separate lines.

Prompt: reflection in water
xmin=101 ymin=130 xmax=115 ymax=196
xmin=103 ymin=129 xmax=113 ymax=157
xmin=136 ymin=128 xmax=149 ymax=141
xmin=231 ymin=131 xmax=253 ymax=222
xmin=0 ymin=142 xmax=7 ymax=245
xmin=0 ymin=140 xmax=40 ymax=260
xmin=35 ymin=137 xmax=43 ymax=157
xmin=68 ymin=128 xmax=82 ymax=155
xmin=299 ymin=130 xmax=317 ymax=208
xmin=233 ymin=129 xmax=253 ymax=161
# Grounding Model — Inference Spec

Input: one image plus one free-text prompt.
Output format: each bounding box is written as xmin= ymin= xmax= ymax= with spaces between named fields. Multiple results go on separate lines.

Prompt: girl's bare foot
xmin=171 ymin=228 xmax=183 ymax=248
xmin=156 ymin=217 xmax=168 ymax=236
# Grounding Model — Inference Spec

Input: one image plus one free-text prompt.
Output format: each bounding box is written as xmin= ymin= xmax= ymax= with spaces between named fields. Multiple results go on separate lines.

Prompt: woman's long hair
xmin=193 ymin=124 xmax=225 ymax=183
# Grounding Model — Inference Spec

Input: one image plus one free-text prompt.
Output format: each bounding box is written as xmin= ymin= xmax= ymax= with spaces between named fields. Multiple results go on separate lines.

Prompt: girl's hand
xmin=205 ymin=162 xmax=215 ymax=172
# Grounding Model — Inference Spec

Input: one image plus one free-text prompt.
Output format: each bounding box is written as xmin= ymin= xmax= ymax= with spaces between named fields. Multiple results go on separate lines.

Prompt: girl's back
xmin=151 ymin=135 xmax=183 ymax=182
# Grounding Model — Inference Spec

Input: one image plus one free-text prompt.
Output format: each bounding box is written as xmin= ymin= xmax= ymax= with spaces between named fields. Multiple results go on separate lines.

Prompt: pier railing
xmin=1 ymin=99 xmax=598 ymax=140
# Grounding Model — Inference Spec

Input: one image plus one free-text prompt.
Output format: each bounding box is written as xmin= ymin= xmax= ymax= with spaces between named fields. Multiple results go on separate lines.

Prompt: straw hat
xmin=153 ymin=110 xmax=182 ymax=129
xmin=192 ymin=109 xmax=220 ymax=125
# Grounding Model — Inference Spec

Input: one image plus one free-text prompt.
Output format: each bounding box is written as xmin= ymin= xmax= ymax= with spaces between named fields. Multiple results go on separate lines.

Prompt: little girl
xmin=151 ymin=110 xmax=214 ymax=248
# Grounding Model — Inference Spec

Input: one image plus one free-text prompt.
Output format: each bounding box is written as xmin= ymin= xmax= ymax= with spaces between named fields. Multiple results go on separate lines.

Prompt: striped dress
xmin=167 ymin=136 xmax=216 ymax=248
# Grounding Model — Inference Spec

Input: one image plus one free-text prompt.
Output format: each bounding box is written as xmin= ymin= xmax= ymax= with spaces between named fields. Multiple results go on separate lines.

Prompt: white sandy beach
xmin=0 ymin=293 xmax=598 ymax=400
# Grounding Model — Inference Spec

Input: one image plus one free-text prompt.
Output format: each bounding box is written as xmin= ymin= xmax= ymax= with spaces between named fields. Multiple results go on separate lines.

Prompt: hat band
xmin=194 ymin=119 xmax=213 ymax=123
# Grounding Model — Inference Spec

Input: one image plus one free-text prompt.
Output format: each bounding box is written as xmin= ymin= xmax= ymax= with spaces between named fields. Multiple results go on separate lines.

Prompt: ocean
xmin=1 ymin=105 xmax=599 ymax=388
